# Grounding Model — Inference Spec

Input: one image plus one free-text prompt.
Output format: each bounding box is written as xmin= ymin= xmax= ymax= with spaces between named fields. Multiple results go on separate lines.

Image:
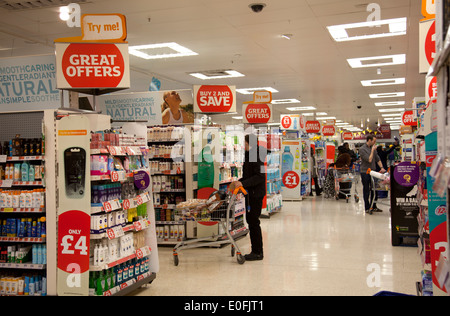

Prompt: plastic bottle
xmin=28 ymin=164 xmax=35 ymax=182
xmin=40 ymin=217 xmax=46 ymax=238
xmin=21 ymin=162 xmax=29 ymax=182
xmin=281 ymin=146 xmax=294 ymax=180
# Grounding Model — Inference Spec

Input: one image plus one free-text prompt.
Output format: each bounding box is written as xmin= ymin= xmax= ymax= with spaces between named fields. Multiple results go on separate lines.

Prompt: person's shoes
xmin=372 ymin=207 xmax=383 ymax=212
xmin=316 ymin=192 xmax=322 ymax=196
xmin=365 ymin=209 xmax=373 ymax=215
xmin=244 ymin=252 xmax=264 ymax=261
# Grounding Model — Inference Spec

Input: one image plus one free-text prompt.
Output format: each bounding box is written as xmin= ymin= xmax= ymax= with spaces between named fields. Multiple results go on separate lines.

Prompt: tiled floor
xmin=130 ymin=192 xmax=421 ymax=296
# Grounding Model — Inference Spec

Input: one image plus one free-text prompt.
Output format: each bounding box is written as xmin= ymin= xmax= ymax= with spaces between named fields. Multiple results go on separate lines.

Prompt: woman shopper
xmin=230 ymin=134 xmax=266 ymax=261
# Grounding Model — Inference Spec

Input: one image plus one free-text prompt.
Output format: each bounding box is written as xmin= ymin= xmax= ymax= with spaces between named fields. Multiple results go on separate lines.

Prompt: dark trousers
xmin=360 ymin=173 xmax=378 ymax=211
xmin=246 ymin=196 xmax=263 ymax=254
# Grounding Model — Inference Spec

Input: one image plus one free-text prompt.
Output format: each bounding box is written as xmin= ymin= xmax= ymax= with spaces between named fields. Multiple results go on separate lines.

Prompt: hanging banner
xmin=55 ymin=42 xmax=130 ymax=90
xmin=322 ymin=125 xmax=336 ymax=136
xmin=281 ymin=114 xmax=304 ymax=131
xmin=0 ymin=54 xmax=60 ymax=111
xmin=57 ymin=115 xmax=91 ymax=296
xmin=342 ymin=132 xmax=353 ymax=141
xmin=403 ymin=110 xmax=418 ymax=126
xmin=419 ymin=19 xmax=436 ymax=74
xmin=305 ymin=121 xmax=321 ymax=134
xmin=97 ymin=90 xmax=194 ymax=125
xmin=243 ymin=103 xmax=272 ymax=124
xmin=193 ymin=85 xmax=236 ymax=113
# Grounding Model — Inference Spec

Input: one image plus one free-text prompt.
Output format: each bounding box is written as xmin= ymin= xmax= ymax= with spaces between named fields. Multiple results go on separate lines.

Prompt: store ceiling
xmin=0 ymin=0 xmax=425 ymax=130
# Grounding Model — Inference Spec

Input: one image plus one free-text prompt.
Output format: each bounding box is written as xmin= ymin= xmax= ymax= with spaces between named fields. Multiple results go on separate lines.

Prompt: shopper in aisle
xmin=309 ymin=147 xmax=322 ymax=196
xmin=359 ymin=135 xmax=386 ymax=214
xmin=230 ymin=134 xmax=266 ymax=261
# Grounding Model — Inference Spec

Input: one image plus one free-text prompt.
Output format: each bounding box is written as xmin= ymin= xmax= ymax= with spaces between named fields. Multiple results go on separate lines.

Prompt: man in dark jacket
xmin=230 ymin=134 xmax=266 ymax=261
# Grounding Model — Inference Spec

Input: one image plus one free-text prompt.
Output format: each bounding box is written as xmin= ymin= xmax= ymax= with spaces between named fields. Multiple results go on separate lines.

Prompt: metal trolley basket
xmin=333 ymin=167 xmax=360 ymax=203
xmin=172 ymin=187 xmax=247 ymax=266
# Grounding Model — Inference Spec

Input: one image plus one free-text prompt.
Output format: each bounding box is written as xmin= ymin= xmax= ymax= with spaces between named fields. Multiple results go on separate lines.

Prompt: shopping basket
xmin=172 ymin=186 xmax=247 ymax=266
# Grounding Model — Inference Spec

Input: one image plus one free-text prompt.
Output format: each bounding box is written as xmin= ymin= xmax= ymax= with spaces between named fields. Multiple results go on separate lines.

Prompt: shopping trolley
xmin=333 ymin=167 xmax=360 ymax=203
xmin=366 ymin=168 xmax=391 ymax=215
xmin=172 ymin=187 xmax=247 ymax=266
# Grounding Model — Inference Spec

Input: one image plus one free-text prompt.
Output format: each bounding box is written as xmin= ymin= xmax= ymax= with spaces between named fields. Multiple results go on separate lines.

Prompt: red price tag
xmin=111 ymin=171 xmax=119 ymax=182
xmin=122 ymin=199 xmax=131 ymax=210
xmin=283 ymin=171 xmax=300 ymax=189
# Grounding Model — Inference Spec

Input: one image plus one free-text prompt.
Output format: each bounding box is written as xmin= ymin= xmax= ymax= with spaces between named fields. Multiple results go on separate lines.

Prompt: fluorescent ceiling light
xmin=232 ymin=116 xmax=243 ymax=120
xmin=236 ymin=87 xmax=279 ymax=95
xmin=347 ymin=54 xmax=406 ymax=68
xmin=302 ymin=113 xmax=315 ymax=116
xmin=271 ymin=99 xmax=301 ymax=104
xmin=317 ymin=116 xmax=337 ymax=120
xmin=129 ymin=42 xmax=198 ymax=60
xmin=189 ymin=70 xmax=245 ymax=80
xmin=281 ymin=34 xmax=293 ymax=40
xmin=382 ymin=113 xmax=403 ymax=117
xmin=375 ymin=101 xmax=406 ymax=107
xmin=378 ymin=108 xmax=405 ymax=113
xmin=327 ymin=17 xmax=407 ymax=42
xmin=286 ymin=106 xmax=317 ymax=112
xmin=370 ymin=92 xmax=405 ymax=99
xmin=390 ymin=126 xmax=401 ymax=130
xmin=336 ymin=123 xmax=350 ymax=126
xmin=361 ymin=78 xmax=405 ymax=87
xmin=316 ymin=112 xmax=328 ymax=116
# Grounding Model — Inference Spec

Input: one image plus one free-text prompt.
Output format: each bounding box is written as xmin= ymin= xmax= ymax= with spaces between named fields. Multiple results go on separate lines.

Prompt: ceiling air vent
xmin=0 ymin=0 xmax=87 ymax=11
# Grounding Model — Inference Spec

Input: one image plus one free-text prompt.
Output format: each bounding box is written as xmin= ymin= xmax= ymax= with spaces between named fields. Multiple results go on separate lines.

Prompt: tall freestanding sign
xmin=54 ymin=13 xmax=129 ymax=296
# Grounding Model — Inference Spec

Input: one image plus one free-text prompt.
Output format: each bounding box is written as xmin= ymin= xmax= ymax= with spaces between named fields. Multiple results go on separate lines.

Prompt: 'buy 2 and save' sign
xmin=194 ymin=85 xmax=236 ymax=113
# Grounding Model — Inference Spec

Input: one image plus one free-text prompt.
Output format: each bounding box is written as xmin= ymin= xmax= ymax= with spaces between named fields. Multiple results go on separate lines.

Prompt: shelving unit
xmin=0 ymin=110 xmax=56 ymax=296
xmin=148 ymin=126 xmax=191 ymax=246
xmin=86 ymin=123 xmax=158 ymax=296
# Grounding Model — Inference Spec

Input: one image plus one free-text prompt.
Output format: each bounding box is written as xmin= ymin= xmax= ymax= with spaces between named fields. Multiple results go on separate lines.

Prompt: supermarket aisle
xmin=131 ymin=194 xmax=421 ymax=296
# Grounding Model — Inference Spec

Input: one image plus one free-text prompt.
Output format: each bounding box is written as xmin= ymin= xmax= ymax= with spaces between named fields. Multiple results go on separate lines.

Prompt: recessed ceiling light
xmin=378 ymin=108 xmax=405 ymax=113
xmin=317 ymin=116 xmax=337 ymax=120
xmin=281 ymin=34 xmax=293 ymax=40
xmin=286 ymin=106 xmax=317 ymax=111
xmin=382 ymin=113 xmax=403 ymax=117
xmin=361 ymin=78 xmax=405 ymax=87
xmin=189 ymin=70 xmax=245 ymax=80
xmin=236 ymin=87 xmax=279 ymax=95
xmin=129 ymin=42 xmax=198 ymax=60
xmin=370 ymin=92 xmax=406 ymax=99
xmin=271 ymin=99 xmax=301 ymax=104
xmin=327 ymin=17 xmax=407 ymax=42
xmin=347 ymin=54 xmax=406 ymax=68
xmin=375 ymin=101 xmax=406 ymax=107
